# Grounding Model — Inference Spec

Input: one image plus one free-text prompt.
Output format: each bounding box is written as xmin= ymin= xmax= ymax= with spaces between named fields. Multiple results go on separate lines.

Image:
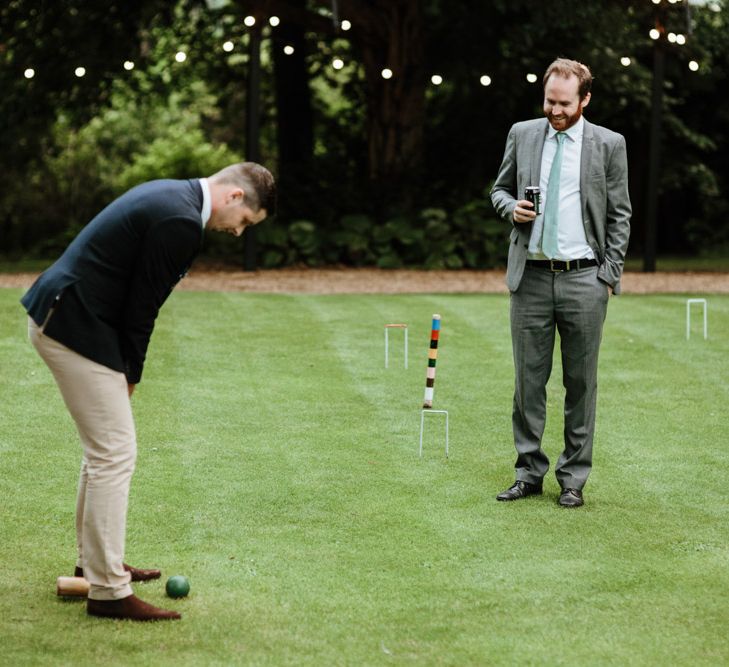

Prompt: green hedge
xmin=255 ymin=193 xmax=508 ymax=270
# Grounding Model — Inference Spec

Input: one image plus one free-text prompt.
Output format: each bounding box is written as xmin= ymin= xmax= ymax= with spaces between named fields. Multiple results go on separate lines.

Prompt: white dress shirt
xmin=528 ymin=116 xmax=594 ymax=260
xmin=199 ymin=178 xmax=211 ymax=228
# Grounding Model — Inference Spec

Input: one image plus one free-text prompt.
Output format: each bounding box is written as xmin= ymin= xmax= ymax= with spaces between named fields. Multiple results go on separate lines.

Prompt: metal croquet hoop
xmin=686 ymin=298 xmax=708 ymax=340
xmin=419 ymin=409 xmax=449 ymax=458
xmin=384 ymin=324 xmax=408 ymax=368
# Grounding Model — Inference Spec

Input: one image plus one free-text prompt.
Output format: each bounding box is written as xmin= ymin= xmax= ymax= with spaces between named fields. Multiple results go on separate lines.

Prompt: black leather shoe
xmin=558 ymin=488 xmax=584 ymax=507
xmin=496 ymin=480 xmax=543 ymax=501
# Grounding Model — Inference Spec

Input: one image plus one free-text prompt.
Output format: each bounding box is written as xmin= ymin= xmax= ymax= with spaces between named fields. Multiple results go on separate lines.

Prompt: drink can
xmin=525 ymin=186 xmax=541 ymax=215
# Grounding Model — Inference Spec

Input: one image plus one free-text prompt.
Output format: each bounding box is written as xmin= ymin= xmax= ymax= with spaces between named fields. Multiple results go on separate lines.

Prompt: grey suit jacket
xmin=491 ymin=117 xmax=631 ymax=294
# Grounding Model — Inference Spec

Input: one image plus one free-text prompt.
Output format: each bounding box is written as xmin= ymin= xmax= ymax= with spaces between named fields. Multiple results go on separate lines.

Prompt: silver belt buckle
xmin=550 ymin=259 xmax=567 ymax=272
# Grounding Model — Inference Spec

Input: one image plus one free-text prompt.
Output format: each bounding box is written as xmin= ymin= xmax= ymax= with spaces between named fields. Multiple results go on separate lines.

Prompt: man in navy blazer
xmin=23 ymin=162 xmax=275 ymax=620
xmin=491 ymin=59 xmax=631 ymax=508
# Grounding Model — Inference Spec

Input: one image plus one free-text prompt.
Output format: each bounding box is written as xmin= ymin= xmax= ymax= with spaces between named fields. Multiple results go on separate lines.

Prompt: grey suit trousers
xmin=510 ymin=264 xmax=609 ymax=490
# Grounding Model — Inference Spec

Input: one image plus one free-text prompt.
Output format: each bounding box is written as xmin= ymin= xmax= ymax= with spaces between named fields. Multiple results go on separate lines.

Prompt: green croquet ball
xmin=166 ymin=575 xmax=190 ymax=598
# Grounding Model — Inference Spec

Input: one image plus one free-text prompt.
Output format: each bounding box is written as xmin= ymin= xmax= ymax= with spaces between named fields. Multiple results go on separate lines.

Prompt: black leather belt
xmin=526 ymin=258 xmax=598 ymax=272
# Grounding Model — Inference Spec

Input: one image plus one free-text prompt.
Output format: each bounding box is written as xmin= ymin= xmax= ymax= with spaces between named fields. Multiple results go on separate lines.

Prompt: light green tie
xmin=542 ymin=132 xmax=566 ymax=259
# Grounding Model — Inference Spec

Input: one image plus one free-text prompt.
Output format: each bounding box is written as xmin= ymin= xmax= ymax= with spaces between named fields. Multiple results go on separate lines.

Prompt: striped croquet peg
xmin=419 ymin=314 xmax=448 ymax=457
xmin=385 ymin=323 xmax=408 ymax=368
xmin=423 ymin=314 xmax=440 ymax=409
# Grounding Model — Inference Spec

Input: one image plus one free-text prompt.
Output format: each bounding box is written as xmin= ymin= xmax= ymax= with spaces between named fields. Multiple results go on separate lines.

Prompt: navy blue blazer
xmin=22 ymin=179 xmax=204 ymax=384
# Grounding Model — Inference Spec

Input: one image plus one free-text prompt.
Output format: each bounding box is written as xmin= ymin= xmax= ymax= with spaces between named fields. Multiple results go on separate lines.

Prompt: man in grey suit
xmin=491 ymin=58 xmax=631 ymax=507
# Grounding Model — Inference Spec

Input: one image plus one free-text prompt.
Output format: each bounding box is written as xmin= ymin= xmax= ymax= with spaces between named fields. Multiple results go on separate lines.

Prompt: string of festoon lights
xmin=21 ymin=7 xmax=710 ymax=83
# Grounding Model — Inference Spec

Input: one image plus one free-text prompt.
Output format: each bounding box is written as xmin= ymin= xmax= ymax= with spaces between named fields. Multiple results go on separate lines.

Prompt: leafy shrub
xmin=2 ymin=78 xmax=241 ymax=258
xmin=252 ymin=188 xmax=509 ymax=269
xmin=115 ymin=129 xmax=240 ymax=193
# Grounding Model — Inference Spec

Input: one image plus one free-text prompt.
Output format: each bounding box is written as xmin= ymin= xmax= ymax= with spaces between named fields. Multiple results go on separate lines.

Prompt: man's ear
xmin=580 ymin=92 xmax=591 ymax=110
xmin=226 ymin=187 xmax=245 ymax=204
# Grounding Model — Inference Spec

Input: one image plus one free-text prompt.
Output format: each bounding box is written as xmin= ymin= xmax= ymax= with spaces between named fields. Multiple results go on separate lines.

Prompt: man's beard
xmin=547 ymin=107 xmax=582 ymax=131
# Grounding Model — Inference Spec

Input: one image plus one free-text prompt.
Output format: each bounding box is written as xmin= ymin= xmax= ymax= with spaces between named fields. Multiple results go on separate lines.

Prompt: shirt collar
xmin=547 ymin=115 xmax=585 ymax=142
xmin=199 ymin=178 xmax=211 ymax=228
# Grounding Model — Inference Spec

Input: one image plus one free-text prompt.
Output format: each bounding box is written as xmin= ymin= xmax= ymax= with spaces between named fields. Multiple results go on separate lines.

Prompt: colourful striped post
xmin=419 ymin=313 xmax=448 ymax=458
xmin=423 ymin=314 xmax=440 ymax=409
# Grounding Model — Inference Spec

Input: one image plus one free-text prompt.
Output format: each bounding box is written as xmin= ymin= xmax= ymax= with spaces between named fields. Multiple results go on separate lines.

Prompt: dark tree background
xmin=1 ymin=0 xmax=728 ymax=267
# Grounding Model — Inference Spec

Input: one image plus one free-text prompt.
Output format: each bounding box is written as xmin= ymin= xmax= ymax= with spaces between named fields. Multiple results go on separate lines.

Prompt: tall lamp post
xmin=205 ymin=0 xmax=262 ymax=270
xmin=244 ymin=15 xmax=262 ymax=272
xmin=644 ymin=2 xmax=667 ymax=273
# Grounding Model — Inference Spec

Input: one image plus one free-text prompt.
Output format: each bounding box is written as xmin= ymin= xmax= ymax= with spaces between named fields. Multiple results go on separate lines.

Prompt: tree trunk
xmin=271 ymin=0 xmax=314 ymax=220
xmin=341 ymin=0 xmax=426 ymax=214
xmin=239 ymin=0 xmax=427 ymax=215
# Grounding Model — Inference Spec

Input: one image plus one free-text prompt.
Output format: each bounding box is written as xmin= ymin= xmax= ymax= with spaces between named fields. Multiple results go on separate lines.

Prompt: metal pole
xmin=385 ymin=327 xmax=389 ymax=368
xmin=244 ymin=21 xmax=262 ymax=271
xmin=644 ymin=40 xmax=664 ymax=273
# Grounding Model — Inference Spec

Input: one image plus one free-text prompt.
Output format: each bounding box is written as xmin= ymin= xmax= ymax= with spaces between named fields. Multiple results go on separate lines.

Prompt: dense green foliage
xmin=10 ymin=79 xmax=242 ymax=258
xmin=257 ymin=197 xmax=507 ymax=269
xmin=2 ymin=0 xmax=728 ymax=266
xmin=2 ymin=289 xmax=729 ymax=664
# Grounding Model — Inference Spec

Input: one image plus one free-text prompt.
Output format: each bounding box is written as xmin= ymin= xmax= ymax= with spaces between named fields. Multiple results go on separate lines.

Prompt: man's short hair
xmin=543 ymin=58 xmax=593 ymax=100
xmin=210 ymin=162 xmax=277 ymax=216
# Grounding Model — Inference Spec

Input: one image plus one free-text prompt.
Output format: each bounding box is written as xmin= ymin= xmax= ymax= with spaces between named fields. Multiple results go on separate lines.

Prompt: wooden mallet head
xmin=56 ymin=576 xmax=90 ymax=597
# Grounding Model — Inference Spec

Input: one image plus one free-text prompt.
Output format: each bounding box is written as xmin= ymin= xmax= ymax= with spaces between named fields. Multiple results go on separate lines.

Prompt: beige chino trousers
xmin=28 ymin=317 xmax=135 ymax=600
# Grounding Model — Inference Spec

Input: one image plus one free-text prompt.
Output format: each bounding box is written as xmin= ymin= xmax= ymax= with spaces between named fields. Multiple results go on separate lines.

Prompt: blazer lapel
xmin=580 ymin=119 xmax=594 ymax=217
xmin=530 ymin=119 xmax=548 ymax=186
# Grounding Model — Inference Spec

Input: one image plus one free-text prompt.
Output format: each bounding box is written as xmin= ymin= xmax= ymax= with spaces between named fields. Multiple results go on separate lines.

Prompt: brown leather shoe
xmin=87 ymin=594 xmax=181 ymax=621
xmin=74 ymin=563 xmax=162 ymax=582
xmin=123 ymin=563 xmax=162 ymax=581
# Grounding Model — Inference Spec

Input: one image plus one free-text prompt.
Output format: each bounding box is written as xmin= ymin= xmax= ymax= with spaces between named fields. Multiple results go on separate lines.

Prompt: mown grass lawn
xmin=1 ymin=288 xmax=728 ymax=666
